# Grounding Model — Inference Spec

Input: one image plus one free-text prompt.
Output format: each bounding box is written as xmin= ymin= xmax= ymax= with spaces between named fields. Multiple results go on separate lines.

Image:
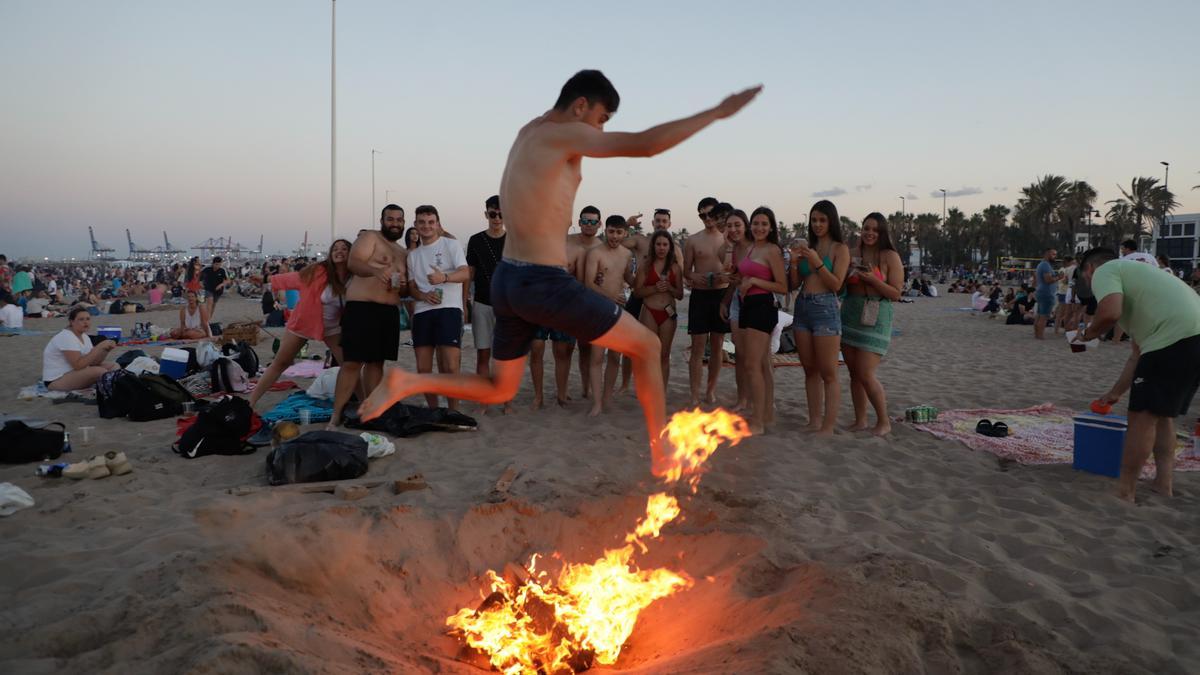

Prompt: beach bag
xmin=860 ymin=297 xmax=881 ymax=327
xmin=122 ymin=374 xmax=189 ymax=422
xmin=96 ymin=369 xmax=136 ymax=419
xmin=265 ymin=309 xmax=285 ymax=327
xmin=265 ymin=431 xmax=368 ymax=485
xmin=305 ymin=367 xmax=340 ymax=401
xmin=109 ymin=300 xmax=125 ymax=314
xmin=179 ymin=347 xmax=202 ymax=375
xmin=196 ymin=342 xmax=221 ymax=369
xmin=173 ymin=396 xmax=258 ymax=459
xmin=210 ymin=357 xmax=250 ymax=394
xmin=124 ymin=356 xmax=160 ymax=376
xmin=777 ymin=327 xmax=796 ymax=354
xmin=223 ymin=340 xmax=259 ymax=376
xmin=0 ymin=421 xmax=66 ymax=464
xmin=116 ymin=349 xmax=148 ymax=369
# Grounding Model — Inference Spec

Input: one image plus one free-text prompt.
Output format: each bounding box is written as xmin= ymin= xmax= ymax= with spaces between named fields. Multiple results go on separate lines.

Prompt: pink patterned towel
xmin=908 ymin=404 xmax=1200 ymax=478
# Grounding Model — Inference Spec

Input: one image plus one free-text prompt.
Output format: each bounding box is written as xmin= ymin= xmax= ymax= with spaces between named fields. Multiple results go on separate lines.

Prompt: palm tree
xmin=1056 ymin=180 xmax=1097 ymax=253
xmin=1107 ymin=176 xmax=1179 ymax=237
xmin=980 ymin=204 xmax=1011 ymax=263
xmin=912 ymin=213 xmax=941 ymax=267
xmin=1019 ymin=175 xmax=1070 ymax=246
xmin=1102 ymin=202 xmax=1135 ymax=248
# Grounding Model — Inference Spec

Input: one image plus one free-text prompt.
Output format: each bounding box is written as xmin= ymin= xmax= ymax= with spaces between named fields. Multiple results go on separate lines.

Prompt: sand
xmin=1 ymin=291 xmax=1197 ymax=674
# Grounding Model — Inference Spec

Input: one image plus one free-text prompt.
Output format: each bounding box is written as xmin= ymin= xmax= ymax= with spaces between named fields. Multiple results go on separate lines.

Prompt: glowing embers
xmin=446 ymin=409 xmax=750 ymax=674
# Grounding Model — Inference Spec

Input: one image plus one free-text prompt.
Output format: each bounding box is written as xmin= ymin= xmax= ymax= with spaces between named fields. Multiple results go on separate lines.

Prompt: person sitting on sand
xmin=0 ymin=289 xmax=23 ymax=329
xmin=170 ymin=290 xmax=211 ymax=340
xmin=1075 ymin=246 xmax=1200 ymax=502
xmin=43 ymin=306 xmax=118 ymax=391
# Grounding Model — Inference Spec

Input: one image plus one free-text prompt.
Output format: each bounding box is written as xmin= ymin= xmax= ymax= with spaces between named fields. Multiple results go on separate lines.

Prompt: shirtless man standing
xmin=585 ymin=215 xmax=634 ymax=415
xmin=684 ymin=197 xmax=733 ymax=406
xmin=329 ymin=204 xmax=408 ymax=427
xmin=359 ymin=70 xmax=761 ymax=474
xmin=567 ymin=205 xmax=604 ymax=397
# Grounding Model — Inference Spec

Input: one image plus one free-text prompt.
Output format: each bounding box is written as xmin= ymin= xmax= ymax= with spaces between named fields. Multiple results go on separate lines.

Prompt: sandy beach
xmin=1 ymin=291 xmax=1197 ymax=674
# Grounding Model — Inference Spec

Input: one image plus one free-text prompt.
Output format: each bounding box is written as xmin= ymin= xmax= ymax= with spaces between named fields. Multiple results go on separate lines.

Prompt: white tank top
xmin=184 ymin=305 xmax=202 ymax=330
xmin=320 ymin=285 xmax=343 ymax=327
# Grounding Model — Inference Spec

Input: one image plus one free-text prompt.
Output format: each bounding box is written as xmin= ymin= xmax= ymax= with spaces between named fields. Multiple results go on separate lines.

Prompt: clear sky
xmin=2 ymin=0 xmax=1198 ymax=259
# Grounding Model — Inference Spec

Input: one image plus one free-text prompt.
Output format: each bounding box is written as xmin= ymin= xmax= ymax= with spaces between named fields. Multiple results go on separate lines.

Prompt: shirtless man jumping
xmin=359 ymin=70 xmax=761 ymax=474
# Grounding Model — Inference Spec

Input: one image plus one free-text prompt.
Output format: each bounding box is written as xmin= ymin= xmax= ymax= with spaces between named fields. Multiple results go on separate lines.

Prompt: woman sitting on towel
xmin=170 ymin=290 xmax=211 ymax=340
xmin=42 ymin=306 xmax=118 ymax=391
xmin=247 ymin=239 xmax=352 ymax=408
xmin=841 ymin=212 xmax=904 ymax=436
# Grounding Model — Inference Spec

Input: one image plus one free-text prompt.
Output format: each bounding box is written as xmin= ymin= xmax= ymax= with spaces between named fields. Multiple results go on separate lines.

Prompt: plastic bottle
xmin=1187 ymin=418 xmax=1200 ymax=459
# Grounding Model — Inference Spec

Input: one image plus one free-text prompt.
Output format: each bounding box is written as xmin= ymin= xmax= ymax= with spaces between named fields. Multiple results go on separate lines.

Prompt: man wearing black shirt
xmin=466 ymin=195 xmax=510 ymax=413
xmin=200 ymin=256 xmax=233 ymax=316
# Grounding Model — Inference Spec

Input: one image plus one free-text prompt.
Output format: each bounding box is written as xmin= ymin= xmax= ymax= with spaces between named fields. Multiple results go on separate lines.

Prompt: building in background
xmin=1155 ymin=213 xmax=1200 ymax=275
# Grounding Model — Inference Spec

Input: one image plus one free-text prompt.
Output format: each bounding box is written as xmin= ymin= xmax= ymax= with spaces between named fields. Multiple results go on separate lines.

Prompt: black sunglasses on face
xmin=580 ymin=218 xmax=599 ymax=226
xmin=699 ymin=210 xmax=713 ymax=219
xmin=486 ymin=210 xmax=502 ymax=218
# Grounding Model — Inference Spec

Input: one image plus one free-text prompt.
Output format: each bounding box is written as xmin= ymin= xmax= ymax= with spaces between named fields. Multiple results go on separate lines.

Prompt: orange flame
xmin=447 ymin=409 xmax=749 ymax=674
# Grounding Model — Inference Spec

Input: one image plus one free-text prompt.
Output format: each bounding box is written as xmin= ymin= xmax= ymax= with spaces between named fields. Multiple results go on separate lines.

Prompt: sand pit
xmin=2 ymin=295 xmax=1199 ymax=673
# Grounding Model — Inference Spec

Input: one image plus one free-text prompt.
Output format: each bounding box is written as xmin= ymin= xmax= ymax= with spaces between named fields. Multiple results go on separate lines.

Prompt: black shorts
xmin=412 ymin=308 xmax=463 ymax=348
xmin=340 ymin=301 xmax=399 ymax=362
xmin=739 ymin=293 xmax=778 ymax=334
xmin=688 ymin=288 xmax=730 ymax=335
xmin=490 ymin=258 xmax=622 ymax=361
xmin=205 ymin=288 xmax=223 ymax=304
xmin=625 ymin=295 xmax=644 ymax=323
xmin=1129 ymin=334 xmax=1200 ymax=417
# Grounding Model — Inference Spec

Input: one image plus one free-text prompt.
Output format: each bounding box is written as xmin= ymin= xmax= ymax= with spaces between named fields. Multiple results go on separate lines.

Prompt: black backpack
xmin=265 ymin=430 xmax=368 ymax=485
xmin=222 ymin=341 xmax=259 ymax=376
xmin=0 ymin=421 xmax=66 ymax=464
xmin=173 ymin=396 xmax=257 ymax=459
xmin=210 ymin=357 xmax=249 ymax=394
xmin=96 ymin=369 xmax=136 ymax=419
xmin=111 ymin=373 xmax=193 ymax=422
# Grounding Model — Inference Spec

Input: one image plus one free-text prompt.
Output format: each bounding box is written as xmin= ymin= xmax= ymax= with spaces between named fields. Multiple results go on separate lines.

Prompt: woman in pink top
xmin=737 ymin=206 xmax=788 ymax=435
xmin=248 ymin=239 xmax=351 ymax=407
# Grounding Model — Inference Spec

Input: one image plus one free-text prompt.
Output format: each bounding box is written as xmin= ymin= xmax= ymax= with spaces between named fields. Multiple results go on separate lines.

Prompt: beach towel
xmin=17 ymin=383 xmax=94 ymax=403
xmin=262 ymin=392 xmax=334 ymax=424
xmin=282 ymin=360 xmax=326 ymax=379
xmin=0 ymin=328 xmax=52 ymax=337
xmin=908 ymin=404 xmax=1200 ymax=479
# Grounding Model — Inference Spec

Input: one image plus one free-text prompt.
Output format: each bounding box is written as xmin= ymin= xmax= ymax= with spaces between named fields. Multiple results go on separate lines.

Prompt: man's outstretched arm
xmin=557 ymin=85 xmax=763 ymax=159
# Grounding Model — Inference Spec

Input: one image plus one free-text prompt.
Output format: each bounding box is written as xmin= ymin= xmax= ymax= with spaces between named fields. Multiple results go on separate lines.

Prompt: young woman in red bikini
xmin=632 ymin=230 xmax=684 ymax=393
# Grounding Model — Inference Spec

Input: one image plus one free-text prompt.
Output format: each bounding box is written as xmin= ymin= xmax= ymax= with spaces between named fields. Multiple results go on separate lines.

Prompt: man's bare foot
xmin=813 ymin=426 xmax=835 ymax=438
xmin=704 ymin=391 xmax=718 ymax=405
xmin=588 ymin=400 xmax=603 ymax=417
xmin=358 ymin=368 xmax=413 ymax=421
xmin=871 ymin=421 xmax=892 ymax=436
xmin=1150 ymin=481 xmax=1173 ymax=497
xmin=531 ymin=397 xmax=544 ymax=411
xmin=1116 ymin=488 xmax=1137 ymax=503
xmin=748 ymin=422 xmax=766 ymax=435
xmin=556 ymin=397 xmax=570 ymax=408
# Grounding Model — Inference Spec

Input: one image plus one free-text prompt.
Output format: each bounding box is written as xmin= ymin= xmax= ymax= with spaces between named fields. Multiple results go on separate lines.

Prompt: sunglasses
xmin=486 ymin=210 xmax=502 ymax=218
xmin=699 ymin=210 xmax=713 ymax=219
xmin=579 ymin=218 xmax=600 ymax=226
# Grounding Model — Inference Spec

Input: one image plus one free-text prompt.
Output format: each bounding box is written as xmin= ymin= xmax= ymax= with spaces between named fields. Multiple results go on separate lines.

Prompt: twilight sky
xmin=2 ymin=0 xmax=1198 ymax=260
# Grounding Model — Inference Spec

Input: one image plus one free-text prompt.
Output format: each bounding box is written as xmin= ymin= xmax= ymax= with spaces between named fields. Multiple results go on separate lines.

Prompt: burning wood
xmin=446 ymin=409 xmax=750 ymax=675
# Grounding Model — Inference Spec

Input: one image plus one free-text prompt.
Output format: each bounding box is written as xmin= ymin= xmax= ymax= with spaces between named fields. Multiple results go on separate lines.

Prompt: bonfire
xmin=447 ymin=409 xmax=750 ymax=675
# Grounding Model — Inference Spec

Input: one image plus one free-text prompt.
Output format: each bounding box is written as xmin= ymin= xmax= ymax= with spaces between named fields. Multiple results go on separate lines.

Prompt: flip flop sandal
xmin=975 ymin=419 xmax=994 ymax=436
xmin=989 ymin=422 xmax=1010 ymax=438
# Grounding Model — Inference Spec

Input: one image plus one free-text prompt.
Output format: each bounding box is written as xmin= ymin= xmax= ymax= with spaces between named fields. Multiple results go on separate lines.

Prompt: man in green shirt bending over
xmin=1076 ymin=247 xmax=1200 ymax=502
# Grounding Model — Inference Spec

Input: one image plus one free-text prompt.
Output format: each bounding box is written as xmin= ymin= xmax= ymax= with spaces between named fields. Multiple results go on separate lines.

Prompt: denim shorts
xmin=729 ymin=293 xmax=741 ymax=324
xmin=792 ymin=292 xmax=841 ymax=337
xmin=1036 ymin=293 xmax=1055 ymax=317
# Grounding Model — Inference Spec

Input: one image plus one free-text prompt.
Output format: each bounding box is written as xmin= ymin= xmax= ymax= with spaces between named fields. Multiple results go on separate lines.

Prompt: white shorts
xmin=472 ymin=301 xmax=495 ymax=349
xmin=1065 ymin=289 xmax=1075 ymax=304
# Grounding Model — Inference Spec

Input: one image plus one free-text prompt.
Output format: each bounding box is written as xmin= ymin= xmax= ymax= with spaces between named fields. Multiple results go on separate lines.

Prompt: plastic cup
xmin=299 ymin=409 xmax=311 ymax=426
xmin=78 ymin=426 xmax=93 ymax=445
xmin=390 ymin=272 xmax=402 ymax=289
xmin=181 ymin=402 xmax=196 ymax=417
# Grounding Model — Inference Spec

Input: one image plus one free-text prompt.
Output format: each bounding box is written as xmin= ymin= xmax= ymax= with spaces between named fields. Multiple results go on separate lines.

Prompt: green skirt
xmin=840 ymin=295 xmax=893 ymax=355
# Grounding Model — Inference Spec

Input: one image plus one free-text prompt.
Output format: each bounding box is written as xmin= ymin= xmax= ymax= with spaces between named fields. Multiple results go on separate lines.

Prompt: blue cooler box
xmin=1073 ymin=413 xmax=1126 ymax=477
xmin=97 ymin=326 xmax=122 ymax=341
xmin=160 ymin=347 xmax=189 ymax=379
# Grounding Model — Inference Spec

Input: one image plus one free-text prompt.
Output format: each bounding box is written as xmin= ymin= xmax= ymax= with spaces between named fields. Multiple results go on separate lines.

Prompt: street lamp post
xmin=939 ymin=189 xmax=947 ymax=226
xmin=1160 ymin=161 xmax=1170 ymax=253
xmin=371 ymin=149 xmax=381 ymax=224
xmin=330 ymin=0 xmax=337 ymax=245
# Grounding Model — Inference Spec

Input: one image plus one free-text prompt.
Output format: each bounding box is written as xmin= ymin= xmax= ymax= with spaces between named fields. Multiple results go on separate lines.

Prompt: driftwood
xmin=393 ymin=474 xmax=428 ymax=494
xmin=487 ymin=465 xmax=520 ymax=503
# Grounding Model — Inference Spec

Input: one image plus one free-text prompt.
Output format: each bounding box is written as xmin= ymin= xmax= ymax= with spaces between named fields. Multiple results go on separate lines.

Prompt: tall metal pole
xmin=330 ymin=0 xmax=337 ymax=246
xmin=371 ymin=149 xmax=381 ymax=224
xmin=939 ymin=189 xmax=947 ymax=225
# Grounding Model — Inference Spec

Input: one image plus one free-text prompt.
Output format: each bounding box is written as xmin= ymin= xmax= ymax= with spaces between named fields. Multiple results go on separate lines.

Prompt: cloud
xmin=905 ymin=193 xmax=919 ymax=200
xmin=993 ymin=186 xmax=1007 ymax=192
xmin=854 ymin=184 xmax=872 ymax=192
xmin=906 ymin=184 xmax=917 ymax=188
xmin=812 ymin=187 xmax=846 ymax=198
xmin=930 ymin=187 xmax=982 ymax=198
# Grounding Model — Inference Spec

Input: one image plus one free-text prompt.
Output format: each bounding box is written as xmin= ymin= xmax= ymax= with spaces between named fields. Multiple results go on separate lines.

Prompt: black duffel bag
xmin=265 ymin=431 xmax=368 ymax=485
xmin=0 ymin=421 xmax=66 ymax=464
